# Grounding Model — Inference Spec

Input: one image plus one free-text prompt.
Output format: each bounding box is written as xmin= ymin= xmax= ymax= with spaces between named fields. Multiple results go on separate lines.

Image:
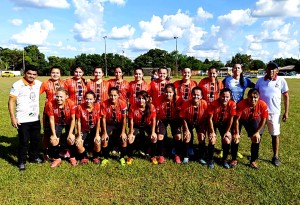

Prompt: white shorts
xmin=266 ymin=113 xmax=280 ymax=136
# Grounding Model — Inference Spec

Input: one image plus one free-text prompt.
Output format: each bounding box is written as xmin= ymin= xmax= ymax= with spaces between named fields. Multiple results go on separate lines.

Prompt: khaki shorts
xmin=266 ymin=113 xmax=280 ymax=136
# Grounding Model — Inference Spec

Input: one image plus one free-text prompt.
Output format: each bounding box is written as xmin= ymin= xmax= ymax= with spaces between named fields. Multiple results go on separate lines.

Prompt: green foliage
xmin=0 ymin=77 xmax=299 ymax=204
xmin=250 ymin=59 xmax=266 ymax=70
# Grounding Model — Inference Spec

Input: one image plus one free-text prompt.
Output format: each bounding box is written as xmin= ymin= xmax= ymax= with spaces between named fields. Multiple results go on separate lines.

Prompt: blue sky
xmin=1 ymin=0 xmax=300 ymax=63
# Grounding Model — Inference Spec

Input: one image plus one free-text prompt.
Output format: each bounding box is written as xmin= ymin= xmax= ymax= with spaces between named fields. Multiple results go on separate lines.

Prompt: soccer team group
xmin=8 ymin=62 xmax=289 ymax=171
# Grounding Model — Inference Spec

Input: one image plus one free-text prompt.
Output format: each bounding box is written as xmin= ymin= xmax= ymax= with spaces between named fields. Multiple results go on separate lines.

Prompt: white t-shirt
xmin=255 ymin=76 xmax=288 ymax=114
xmin=10 ymin=78 xmax=42 ymax=123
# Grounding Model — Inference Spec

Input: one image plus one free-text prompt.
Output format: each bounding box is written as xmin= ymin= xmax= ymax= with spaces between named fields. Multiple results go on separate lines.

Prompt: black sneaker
xmin=18 ymin=163 xmax=26 ymax=171
xmin=272 ymin=157 xmax=280 ymax=167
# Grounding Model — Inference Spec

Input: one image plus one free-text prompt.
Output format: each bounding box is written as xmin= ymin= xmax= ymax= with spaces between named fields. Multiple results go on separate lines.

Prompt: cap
xmin=267 ymin=62 xmax=279 ymax=69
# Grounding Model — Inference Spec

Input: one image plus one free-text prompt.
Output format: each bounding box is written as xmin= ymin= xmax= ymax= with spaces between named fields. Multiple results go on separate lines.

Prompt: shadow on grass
xmin=0 ymin=135 xmax=19 ymax=166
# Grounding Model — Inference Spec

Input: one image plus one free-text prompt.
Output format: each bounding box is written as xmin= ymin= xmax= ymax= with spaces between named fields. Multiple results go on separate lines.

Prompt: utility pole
xmin=103 ymin=36 xmax=107 ymax=77
xmin=174 ymin=36 xmax=178 ymax=76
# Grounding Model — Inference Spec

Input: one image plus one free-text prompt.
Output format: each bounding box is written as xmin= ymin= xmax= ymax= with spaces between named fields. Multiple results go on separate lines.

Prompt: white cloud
xmin=210 ymin=25 xmax=220 ymax=36
xmin=10 ymin=19 xmax=54 ymax=45
xmin=139 ymin=15 xmax=163 ymax=37
xmin=73 ymin=0 xmax=105 ymax=42
xmin=261 ymin=18 xmax=285 ymax=30
xmin=108 ymin=0 xmax=126 ymax=6
xmin=10 ymin=0 xmax=70 ymax=9
xmin=162 ymin=10 xmax=193 ymax=30
xmin=109 ymin=25 xmax=135 ymax=39
xmin=9 ymin=19 xmax=23 ymax=26
xmin=252 ymin=0 xmax=300 ymax=17
xmin=196 ymin=7 xmax=213 ymax=21
xmin=218 ymin=9 xmax=256 ymax=26
xmin=123 ymin=33 xmax=156 ymax=51
xmin=249 ymin=42 xmax=262 ymax=51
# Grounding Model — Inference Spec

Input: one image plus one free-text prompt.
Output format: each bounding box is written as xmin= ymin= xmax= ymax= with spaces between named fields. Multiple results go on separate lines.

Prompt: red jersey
xmin=208 ymin=99 xmax=236 ymax=125
xmin=87 ymin=79 xmax=109 ymax=103
xmin=199 ymin=78 xmax=224 ymax=104
xmin=108 ymin=79 xmax=129 ymax=102
xmin=64 ymin=78 xmax=87 ymax=105
xmin=40 ymin=79 xmax=66 ymax=104
xmin=236 ymin=99 xmax=268 ymax=123
xmin=180 ymin=99 xmax=208 ymax=126
xmin=149 ymin=79 xmax=171 ymax=107
xmin=45 ymin=99 xmax=76 ymax=125
xmin=128 ymin=80 xmax=150 ymax=105
xmin=173 ymin=80 xmax=198 ymax=101
xmin=76 ymin=103 xmax=101 ymax=131
xmin=156 ymin=96 xmax=180 ymax=120
xmin=128 ymin=104 xmax=156 ymax=127
xmin=101 ymin=99 xmax=127 ymax=125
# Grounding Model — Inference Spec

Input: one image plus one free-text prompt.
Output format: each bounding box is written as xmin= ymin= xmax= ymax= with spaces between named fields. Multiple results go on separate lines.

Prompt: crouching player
xmin=101 ymin=87 xmax=128 ymax=166
xmin=233 ymin=88 xmax=268 ymax=169
xmin=127 ymin=91 xmax=157 ymax=165
xmin=75 ymin=91 xmax=101 ymax=164
xmin=180 ymin=87 xmax=208 ymax=165
xmin=45 ymin=87 xmax=77 ymax=167
xmin=207 ymin=88 xmax=236 ymax=169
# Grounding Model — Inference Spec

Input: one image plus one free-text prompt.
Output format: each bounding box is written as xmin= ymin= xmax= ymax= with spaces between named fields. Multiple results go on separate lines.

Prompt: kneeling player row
xmin=45 ymin=86 xmax=269 ymax=169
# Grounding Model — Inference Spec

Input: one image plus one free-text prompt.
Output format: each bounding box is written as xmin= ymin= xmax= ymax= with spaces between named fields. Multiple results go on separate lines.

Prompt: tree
xmin=229 ymin=53 xmax=253 ymax=70
xmin=250 ymin=60 xmax=265 ymax=70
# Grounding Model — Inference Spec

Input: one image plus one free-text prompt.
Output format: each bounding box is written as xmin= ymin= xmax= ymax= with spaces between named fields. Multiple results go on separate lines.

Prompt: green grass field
xmin=0 ymin=76 xmax=299 ymax=205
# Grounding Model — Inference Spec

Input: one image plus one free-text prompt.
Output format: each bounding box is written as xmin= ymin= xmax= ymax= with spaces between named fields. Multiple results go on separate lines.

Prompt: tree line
xmin=0 ymin=45 xmax=299 ymax=76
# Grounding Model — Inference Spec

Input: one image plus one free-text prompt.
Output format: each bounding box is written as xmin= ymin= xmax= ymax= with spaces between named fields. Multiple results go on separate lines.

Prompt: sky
xmin=1 ymin=0 xmax=300 ymax=64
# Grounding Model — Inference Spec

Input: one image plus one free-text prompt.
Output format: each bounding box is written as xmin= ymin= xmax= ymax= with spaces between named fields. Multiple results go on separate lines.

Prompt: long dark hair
xmin=136 ymin=90 xmax=151 ymax=117
xmin=208 ymin=66 xmax=220 ymax=92
xmin=164 ymin=83 xmax=177 ymax=108
xmin=233 ymin=64 xmax=245 ymax=87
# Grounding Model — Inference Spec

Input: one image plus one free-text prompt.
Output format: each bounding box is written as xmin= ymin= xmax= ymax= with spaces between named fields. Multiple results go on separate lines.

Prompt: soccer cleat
xmin=223 ymin=160 xmax=230 ymax=169
xmin=183 ymin=157 xmax=189 ymax=164
xmin=158 ymin=156 xmax=165 ymax=164
xmin=120 ymin=158 xmax=126 ymax=166
xmin=237 ymin=152 xmax=244 ymax=159
xmin=127 ymin=157 xmax=133 ymax=165
xmin=216 ymin=150 xmax=223 ymax=158
xmin=80 ymin=158 xmax=89 ymax=164
xmin=230 ymin=160 xmax=238 ymax=168
xmin=92 ymin=158 xmax=101 ymax=164
xmin=208 ymin=161 xmax=214 ymax=169
xmin=101 ymin=159 xmax=109 ymax=166
xmin=69 ymin=157 xmax=77 ymax=166
xmin=51 ymin=158 xmax=62 ymax=168
xmin=151 ymin=157 xmax=158 ymax=165
xmin=174 ymin=155 xmax=181 ymax=164
xmin=18 ymin=163 xmax=26 ymax=171
xmin=250 ymin=161 xmax=259 ymax=170
xmin=199 ymin=158 xmax=207 ymax=165
xmin=188 ymin=148 xmax=195 ymax=156
xmin=272 ymin=157 xmax=280 ymax=167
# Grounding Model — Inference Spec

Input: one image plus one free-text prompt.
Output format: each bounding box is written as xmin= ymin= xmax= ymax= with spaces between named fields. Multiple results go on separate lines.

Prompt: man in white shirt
xmin=255 ymin=62 xmax=289 ymax=166
xmin=8 ymin=65 xmax=43 ymax=170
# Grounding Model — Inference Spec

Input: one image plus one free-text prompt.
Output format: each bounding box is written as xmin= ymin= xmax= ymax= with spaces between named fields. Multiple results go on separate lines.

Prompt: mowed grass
xmin=0 ymin=76 xmax=299 ymax=205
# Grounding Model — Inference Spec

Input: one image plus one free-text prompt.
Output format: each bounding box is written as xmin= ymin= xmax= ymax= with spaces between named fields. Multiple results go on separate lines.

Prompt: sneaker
xmin=237 ymin=152 xmax=244 ymax=159
xmin=183 ymin=157 xmax=189 ymax=164
xmin=216 ymin=150 xmax=223 ymax=158
xmin=59 ymin=149 xmax=71 ymax=159
xmin=188 ymin=148 xmax=195 ymax=156
xmin=127 ymin=157 xmax=133 ymax=165
xmin=199 ymin=158 xmax=207 ymax=165
xmin=208 ymin=161 xmax=214 ymax=169
xmin=18 ymin=163 xmax=26 ymax=171
xmin=92 ymin=158 xmax=100 ymax=164
xmin=69 ymin=157 xmax=77 ymax=166
xmin=272 ymin=157 xmax=280 ymax=167
xmin=51 ymin=158 xmax=62 ymax=168
xmin=223 ymin=160 xmax=230 ymax=169
xmin=101 ymin=159 xmax=109 ymax=166
xmin=120 ymin=158 xmax=126 ymax=166
xmin=250 ymin=161 xmax=259 ymax=170
xmin=174 ymin=155 xmax=181 ymax=164
xmin=230 ymin=160 xmax=238 ymax=168
xmin=80 ymin=158 xmax=89 ymax=164
xmin=151 ymin=157 xmax=158 ymax=165
xmin=158 ymin=156 xmax=165 ymax=164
